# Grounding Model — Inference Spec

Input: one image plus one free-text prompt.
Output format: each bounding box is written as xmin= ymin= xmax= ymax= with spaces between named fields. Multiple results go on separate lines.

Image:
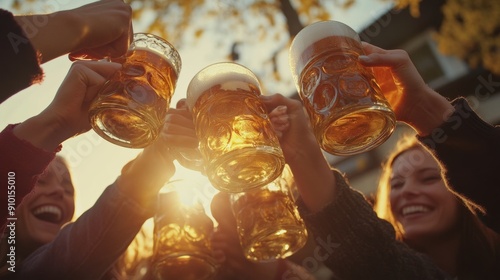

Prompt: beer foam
xmin=130 ymin=33 xmax=181 ymax=75
xmin=129 ymin=46 xmax=166 ymax=62
xmin=186 ymin=63 xmax=259 ymax=112
xmin=289 ymin=21 xmax=360 ymax=79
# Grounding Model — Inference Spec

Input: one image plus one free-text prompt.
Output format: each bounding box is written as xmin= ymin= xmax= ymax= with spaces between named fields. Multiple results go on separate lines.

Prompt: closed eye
xmin=422 ymin=176 xmax=441 ymax=184
xmin=390 ymin=180 xmax=404 ymax=190
xmin=61 ymin=178 xmax=75 ymax=196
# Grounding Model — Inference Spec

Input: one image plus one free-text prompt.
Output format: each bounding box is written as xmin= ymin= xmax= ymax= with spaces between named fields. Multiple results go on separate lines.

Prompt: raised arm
xmin=1 ymin=0 xmax=133 ymax=102
xmin=0 ymin=60 xmax=121 ymax=225
xmin=261 ymin=94 xmax=336 ymax=213
xmin=359 ymin=43 xmax=500 ymax=233
xmin=18 ymin=106 xmax=197 ymax=279
xmin=260 ymin=93 xmax=446 ymax=279
xmin=14 ymin=0 xmax=133 ymax=63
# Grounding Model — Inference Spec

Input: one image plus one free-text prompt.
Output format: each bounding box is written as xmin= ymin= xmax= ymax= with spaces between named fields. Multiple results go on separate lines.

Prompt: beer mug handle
xmin=171 ymin=148 xmax=206 ymax=174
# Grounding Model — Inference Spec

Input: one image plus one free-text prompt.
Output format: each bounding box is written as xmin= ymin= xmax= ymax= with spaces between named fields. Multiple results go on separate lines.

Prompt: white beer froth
xmin=129 ymin=46 xmax=169 ymax=65
xmin=186 ymin=62 xmax=259 ymax=112
xmin=132 ymin=46 xmax=159 ymax=57
xmin=289 ymin=20 xmax=360 ymax=82
xmin=130 ymin=33 xmax=181 ymax=75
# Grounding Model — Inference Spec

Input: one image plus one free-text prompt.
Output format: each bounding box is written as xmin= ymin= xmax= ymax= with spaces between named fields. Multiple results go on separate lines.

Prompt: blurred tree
xmin=434 ymin=0 xmax=500 ymax=75
xmin=8 ymin=0 xmax=499 ymax=88
xmin=125 ymin=0 xmax=500 ymax=84
xmin=124 ymin=0 xmax=362 ymax=94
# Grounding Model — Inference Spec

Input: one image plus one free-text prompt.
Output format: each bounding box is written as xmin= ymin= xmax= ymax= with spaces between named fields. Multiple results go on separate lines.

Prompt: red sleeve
xmin=0 ymin=124 xmax=60 ymax=225
xmin=0 ymin=9 xmax=44 ymax=103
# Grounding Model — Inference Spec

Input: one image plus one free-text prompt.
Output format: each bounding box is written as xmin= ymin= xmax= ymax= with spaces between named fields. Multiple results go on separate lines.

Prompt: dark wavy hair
xmin=373 ymin=135 xmax=499 ymax=279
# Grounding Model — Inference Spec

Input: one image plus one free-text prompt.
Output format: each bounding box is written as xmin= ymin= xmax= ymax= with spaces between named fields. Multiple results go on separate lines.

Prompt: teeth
xmin=33 ymin=205 xmax=62 ymax=222
xmin=402 ymin=205 xmax=430 ymax=216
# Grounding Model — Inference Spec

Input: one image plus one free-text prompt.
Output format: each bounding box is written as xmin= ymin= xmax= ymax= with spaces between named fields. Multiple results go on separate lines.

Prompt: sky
xmin=0 ymin=0 xmax=393 ymax=219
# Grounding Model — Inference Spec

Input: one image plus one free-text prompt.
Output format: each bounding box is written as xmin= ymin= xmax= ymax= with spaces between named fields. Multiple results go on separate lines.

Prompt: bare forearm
xmin=117 ymin=147 xmax=176 ymax=207
xmin=15 ymin=10 xmax=80 ymax=63
xmin=287 ymin=135 xmax=336 ymax=213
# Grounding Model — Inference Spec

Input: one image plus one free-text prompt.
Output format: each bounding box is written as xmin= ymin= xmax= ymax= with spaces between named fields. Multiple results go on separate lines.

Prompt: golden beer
xmin=289 ymin=21 xmax=395 ymax=156
xmin=230 ymin=182 xmax=308 ymax=262
xmin=186 ymin=62 xmax=285 ymax=193
xmin=89 ymin=33 xmax=181 ymax=148
xmin=152 ymin=192 xmax=218 ymax=280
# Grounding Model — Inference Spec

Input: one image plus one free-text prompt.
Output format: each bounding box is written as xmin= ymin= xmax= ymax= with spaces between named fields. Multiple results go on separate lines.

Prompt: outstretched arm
xmin=14 ymin=0 xmax=133 ymax=63
xmin=1 ymin=60 xmax=120 ymax=225
xmin=260 ymin=93 xmax=446 ymax=279
xmin=261 ymin=94 xmax=335 ymax=213
xmin=18 ymin=106 xmax=196 ymax=279
xmin=360 ymin=42 xmax=500 ymax=233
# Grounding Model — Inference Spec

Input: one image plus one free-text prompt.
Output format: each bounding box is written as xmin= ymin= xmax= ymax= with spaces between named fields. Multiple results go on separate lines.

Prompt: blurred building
xmin=322 ymin=0 xmax=500 ymax=197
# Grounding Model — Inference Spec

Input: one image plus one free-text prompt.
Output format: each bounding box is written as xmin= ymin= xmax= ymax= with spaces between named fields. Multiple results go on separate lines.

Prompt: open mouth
xmin=32 ymin=205 xmax=63 ymax=224
xmin=401 ymin=205 xmax=431 ymax=217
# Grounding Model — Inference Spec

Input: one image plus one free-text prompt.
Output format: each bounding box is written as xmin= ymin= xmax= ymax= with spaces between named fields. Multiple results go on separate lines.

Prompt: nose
xmin=41 ymin=181 xmax=66 ymax=199
xmin=399 ymin=179 xmax=421 ymax=198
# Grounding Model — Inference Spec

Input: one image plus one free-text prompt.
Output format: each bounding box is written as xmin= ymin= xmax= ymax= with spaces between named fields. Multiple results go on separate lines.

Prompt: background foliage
xmin=10 ymin=0 xmax=500 ymax=87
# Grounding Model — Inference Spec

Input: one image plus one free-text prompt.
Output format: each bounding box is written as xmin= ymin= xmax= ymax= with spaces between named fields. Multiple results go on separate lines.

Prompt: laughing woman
xmin=261 ymin=43 xmax=500 ymax=279
xmin=0 ymin=61 xmax=197 ymax=279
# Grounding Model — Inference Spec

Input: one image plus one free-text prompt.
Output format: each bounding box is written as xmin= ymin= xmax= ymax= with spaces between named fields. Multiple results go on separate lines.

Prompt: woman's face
xmin=389 ymin=147 xmax=461 ymax=242
xmin=16 ymin=157 xmax=75 ymax=250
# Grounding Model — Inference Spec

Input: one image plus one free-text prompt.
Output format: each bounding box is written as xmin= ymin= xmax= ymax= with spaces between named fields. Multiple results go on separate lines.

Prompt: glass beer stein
xmin=186 ymin=62 xmax=285 ymax=193
xmin=229 ymin=166 xmax=308 ymax=262
xmin=89 ymin=33 xmax=181 ymax=148
xmin=151 ymin=180 xmax=218 ymax=280
xmin=289 ymin=20 xmax=396 ymax=156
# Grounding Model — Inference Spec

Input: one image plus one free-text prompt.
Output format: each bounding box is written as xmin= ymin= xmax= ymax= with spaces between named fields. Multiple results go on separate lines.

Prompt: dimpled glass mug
xmin=89 ymin=33 xmax=181 ymax=148
xmin=229 ymin=165 xmax=308 ymax=262
xmin=186 ymin=62 xmax=285 ymax=193
xmin=289 ymin=20 xmax=396 ymax=156
xmin=151 ymin=180 xmax=218 ymax=280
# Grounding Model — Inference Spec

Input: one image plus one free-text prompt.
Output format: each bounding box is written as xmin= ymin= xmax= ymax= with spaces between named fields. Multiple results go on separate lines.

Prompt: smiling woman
xmin=0 ymin=88 xmax=195 ymax=279
xmin=378 ymin=137 xmax=462 ymax=242
xmin=4 ymin=156 xmax=75 ymax=259
xmin=374 ymin=136 xmax=498 ymax=278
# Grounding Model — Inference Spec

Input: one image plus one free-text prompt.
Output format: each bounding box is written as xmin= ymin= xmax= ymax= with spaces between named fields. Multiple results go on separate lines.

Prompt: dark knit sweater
xmin=296 ymin=97 xmax=499 ymax=280
xmin=297 ymin=170 xmax=448 ymax=280
xmin=0 ymin=9 xmax=43 ymax=103
xmin=419 ymin=97 xmax=500 ymax=233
